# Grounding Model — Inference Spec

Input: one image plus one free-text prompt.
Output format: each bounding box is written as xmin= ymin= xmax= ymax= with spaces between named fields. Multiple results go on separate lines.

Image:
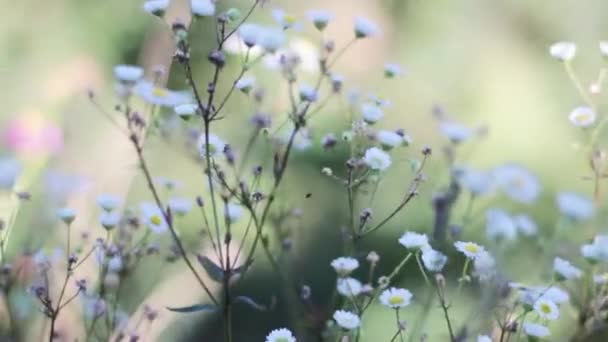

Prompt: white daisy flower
xmin=354 ymin=16 xmax=379 ymax=38
xmin=333 ymin=310 xmax=360 ymax=330
xmin=168 ymin=197 xmax=193 ymax=216
xmin=421 ymin=246 xmax=448 ymax=272
xmin=556 ymin=192 xmax=595 ymax=221
xmin=226 ymin=203 xmax=243 ymax=223
xmin=549 ymin=41 xmax=576 ymax=62
xmin=513 ymin=214 xmax=538 ymax=236
xmin=96 ymin=194 xmax=122 ymax=212
xmin=306 ymin=9 xmax=333 ymax=31
xmin=337 ymin=277 xmax=363 ymax=297
xmin=100 ymin=211 xmax=121 ymax=230
xmin=0 ymin=158 xmax=22 ymax=190
xmin=235 ymin=76 xmax=255 ymax=94
xmin=453 ymin=166 xmax=493 ymax=196
xmin=361 ymin=103 xmax=384 ymax=124
xmin=379 ymin=288 xmax=413 ymax=309
xmin=485 ymin=208 xmax=517 ymax=242
xmin=238 ymin=23 xmax=262 ymax=47
xmin=265 ymin=328 xmax=296 ymax=342
xmin=57 ymin=207 xmax=76 ymax=225
xmin=376 ymin=130 xmax=403 ymax=150
xmin=272 ymin=8 xmax=298 ymax=30
xmin=114 ymin=65 xmax=144 ymax=83
xmin=398 ymin=231 xmax=429 ymax=250
xmin=523 ymin=322 xmax=550 ymax=338
xmin=600 ymin=41 xmax=608 ymax=58
xmin=174 ymin=103 xmax=198 ymax=119
xmin=134 ymin=81 xmax=191 ymax=107
xmin=299 ymin=83 xmax=318 ymax=102
xmin=473 ymin=251 xmax=496 ymax=282
xmin=258 ymin=27 xmax=286 ymax=53
xmin=143 ymin=0 xmax=170 ymax=16
xmin=197 ymin=133 xmax=226 ymax=158
xmin=477 ymin=335 xmax=492 ymax=342
xmin=331 ymin=257 xmax=359 ymax=277
xmin=362 ymin=147 xmax=391 ymax=171
xmin=533 ymin=298 xmax=559 ymax=320
xmin=553 ymin=257 xmax=582 ymax=280
xmin=439 ymin=121 xmax=472 ymax=143
xmin=384 ymin=63 xmax=402 ymax=78
xmin=493 ymin=164 xmax=541 ymax=204
xmin=454 ymin=241 xmax=486 ymax=259
xmin=140 ymin=202 xmax=168 ymax=234
xmin=523 ymin=285 xmax=570 ymax=305
xmin=190 ymin=0 xmax=215 ymax=17
xmin=568 ymin=106 xmax=596 ymax=127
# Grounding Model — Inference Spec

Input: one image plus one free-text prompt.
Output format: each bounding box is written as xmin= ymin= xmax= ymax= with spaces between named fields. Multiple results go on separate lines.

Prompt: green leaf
xmin=197 ymin=255 xmax=224 ymax=283
xmin=234 ymin=296 xmax=267 ymax=311
xmin=167 ymin=304 xmax=217 ymax=313
xmin=232 ymin=258 xmax=254 ymax=275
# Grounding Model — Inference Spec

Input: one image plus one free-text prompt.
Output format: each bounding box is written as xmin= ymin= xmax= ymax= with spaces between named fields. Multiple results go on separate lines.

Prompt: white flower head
xmin=557 ymin=192 xmax=595 ymax=221
xmin=258 ymin=27 xmax=286 ymax=53
xmin=454 ymin=241 xmax=486 ymax=259
xmin=473 ymin=251 xmax=496 ymax=282
xmin=174 ymin=103 xmax=198 ymax=119
xmin=354 ymin=16 xmax=379 ymax=38
xmin=140 ymin=202 xmax=168 ymax=234
xmin=134 ymin=81 xmax=191 ymax=107
xmin=143 ymin=0 xmax=170 ymax=16
xmin=362 ymin=147 xmax=391 ymax=171
xmin=57 ymin=207 xmax=76 ymax=225
xmin=600 ymin=41 xmax=608 ymax=58
xmin=594 ymin=273 xmax=608 ymax=285
xmin=299 ymin=83 xmax=318 ymax=102
xmin=100 ymin=211 xmax=121 ymax=230
xmin=337 ymin=277 xmax=363 ymax=297
xmin=384 ymin=63 xmax=403 ymax=78
xmin=485 ymin=208 xmax=517 ymax=242
xmin=265 ymin=328 xmax=296 ymax=342
xmin=398 ymin=232 xmax=429 ymax=250
xmin=376 ymin=130 xmax=403 ymax=150
xmin=331 ymin=257 xmax=359 ymax=277
xmin=439 ymin=121 xmax=472 ymax=144
xmin=493 ymin=165 xmax=541 ymax=204
xmin=168 ymin=197 xmax=193 ymax=216
xmin=581 ymin=235 xmax=608 ymax=262
xmin=0 ymin=158 xmax=22 ymax=190
xmin=197 ymin=133 xmax=226 ymax=158
xmin=533 ymin=298 xmax=559 ymax=321
xmin=454 ymin=166 xmax=493 ymax=196
xmin=190 ymin=0 xmax=215 ymax=17
xmin=333 ymin=310 xmax=360 ymax=330
xmin=235 ymin=76 xmax=255 ymax=94
xmin=513 ymin=214 xmax=538 ymax=236
xmin=226 ymin=203 xmax=243 ymax=223
xmin=238 ymin=23 xmax=262 ymax=47
xmin=306 ymin=9 xmax=333 ymax=31
xmin=107 ymin=255 xmax=123 ymax=273
xmin=114 ymin=65 xmax=144 ymax=83
xmin=569 ymin=106 xmax=596 ymax=127
xmin=97 ymin=194 xmax=122 ymax=212
xmin=421 ymin=246 xmax=448 ymax=272
xmin=379 ymin=287 xmax=413 ymax=309
xmin=553 ymin=257 xmax=582 ymax=281
xmin=478 ymin=336 xmax=492 ymax=342
xmin=550 ymin=41 xmax=576 ymax=61
xmin=361 ymin=103 xmax=384 ymax=124
xmin=523 ymin=322 xmax=550 ymax=338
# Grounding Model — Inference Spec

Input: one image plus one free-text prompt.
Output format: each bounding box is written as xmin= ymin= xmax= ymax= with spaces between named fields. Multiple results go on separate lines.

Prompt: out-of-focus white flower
xmin=140 ymin=202 xmax=168 ymax=234
xmin=473 ymin=251 xmax=496 ymax=282
xmin=134 ymin=81 xmax=191 ymax=107
xmin=223 ymin=34 xmax=263 ymax=57
xmin=272 ymin=8 xmax=298 ymax=30
xmin=258 ymin=27 xmax=286 ymax=53
xmin=114 ymin=65 xmax=144 ymax=83
xmin=333 ymin=310 xmax=360 ymax=330
xmin=197 ymin=133 xmax=226 ymax=158
xmin=331 ymin=257 xmax=359 ymax=277
xmin=57 ymin=207 xmax=76 ymax=225
xmin=33 ymin=251 xmax=51 ymax=271
xmin=174 ymin=104 xmax=198 ymax=120
xmin=493 ymin=165 xmax=541 ymax=204
xmin=143 ymin=0 xmax=170 ymax=16
xmin=550 ymin=41 xmax=576 ymax=62
xmin=376 ymin=130 xmax=403 ymax=150
xmin=107 ymin=255 xmax=123 ymax=273
xmin=421 ymin=246 xmax=448 ymax=272
xmin=534 ymin=298 xmax=559 ymax=320
xmin=384 ymin=63 xmax=403 ymax=78
xmin=477 ymin=336 xmax=492 ymax=342
xmin=190 ymin=0 xmax=215 ymax=17
xmin=97 ymin=194 xmax=122 ymax=212
xmin=168 ymin=197 xmax=193 ymax=216
xmin=485 ymin=208 xmax=517 ymax=241
xmin=568 ymin=106 xmax=596 ymax=127
xmin=513 ymin=214 xmax=538 ymax=236
xmin=399 ymin=232 xmax=429 ymax=250
xmin=238 ymin=23 xmax=262 ymax=47
xmin=290 ymin=38 xmax=320 ymax=73
xmin=226 ymin=203 xmax=243 ymax=223
xmin=337 ymin=277 xmax=363 ymax=297
xmin=0 ymin=158 xmax=21 ymax=190
xmin=362 ymin=147 xmax=391 ymax=171
xmin=521 ymin=285 xmax=570 ymax=305
xmin=361 ymin=103 xmax=384 ymax=124
xmin=600 ymin=41 xmax=608 ymax=58
xmin=235 ymin=76 xmax=255 ymax=94
xmin=553 ymin=257 xmax=582 ymax=280
xmin=354 ymin=16 xmax=379 ymax=38
xmin=299 ymin=83 xmax=318 ymax=102
xmin=100 ymin=211 xmax=121 ymax=230
xmin=594 ymin=273 xmax=608 ymax=284
xmin=265 ymin=328 xmax=296 ymax=342
xmin=306 ymin=9 xmax=333 ymax=31
xmin=454 ymin=166 xmax=493 ymax=196
xmin=581 ymin=235 xmax=608 ymax=262
xmin=523 ymin=322 xmax=550 ymax=338
xmin=557 ymin=192 xmax=595 ymax=221
xmin=439 ymin=121 xmax=472 ymax=143
xmin=379 ymin=288 xmax=413 ymax=309
xmin=454 ymin=241 xmax=486 ymax=259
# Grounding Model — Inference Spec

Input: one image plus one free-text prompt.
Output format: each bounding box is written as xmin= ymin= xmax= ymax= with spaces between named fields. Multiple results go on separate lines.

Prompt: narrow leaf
xmin=167 ymin=304 xmax=217 ymax=313
xmin=197 ymin=255 xmax=224 ymax=283
xmin=234 ymin=296 xmax=267 ymax=311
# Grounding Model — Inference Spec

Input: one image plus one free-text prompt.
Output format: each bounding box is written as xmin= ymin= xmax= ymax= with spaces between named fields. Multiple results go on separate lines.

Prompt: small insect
xmin=305 ymin=193 xmax=312 ymax=198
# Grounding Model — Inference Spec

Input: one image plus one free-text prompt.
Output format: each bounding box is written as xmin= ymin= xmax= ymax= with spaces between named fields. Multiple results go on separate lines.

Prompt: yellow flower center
xmin=575 ymin=113 xmax=590 ymax=123
xmin=284 ymin=14 xmax=296 ymax=25
xmin=540 ymin=303 xmax=552 ymax=314
xmin=150 ymin=215 xmax=162 ymax=226
xmin=388 ymin=296 xmax=404 ymax=305
xmin=464 ymin=244 xmax=479 ymax=254
xmin=152 ymin=87 xmax=168 ymax=98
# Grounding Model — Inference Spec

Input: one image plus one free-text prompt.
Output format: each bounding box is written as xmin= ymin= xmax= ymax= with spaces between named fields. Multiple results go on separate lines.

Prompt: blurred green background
xmin=2 ymin=0 xmax=608 ymax=340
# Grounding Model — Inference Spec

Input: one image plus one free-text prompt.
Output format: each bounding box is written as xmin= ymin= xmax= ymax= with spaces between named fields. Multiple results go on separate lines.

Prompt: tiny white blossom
xmin=553 ymin=257 xmax=582 ymax=280
xmin=190 ymin=0 xmax=215 ymax=17
xmin=581 ymin=235 xmax=608 ymax=262
xmin=134 ymin=81 xmax=191 ymax=107
xmin=57 ymin=207 xmax=76 ymax=224
xmin=331 ymin=257 xmax=359 ymax=276
xmin=333 ymin=310 xmax=360 ymax=330
xmin=174 ymin=103 xmax=198 ymax=119
xmin=361 ymin=103 xmax=384 ymax=124
xmin=168 ymin=197 xmax=193 ymax=216
xmin=143 ymin=0 xmax=170 ymax=16
xmin=568 ymin=106 xmax=596 ymax=127
xmin=107 ymin=255 xmax=123 ymax=273
xmin=454 ymin=241 xmax=486 ymax=259
xmin=439 ymin=121 xmax=472 ymax=143
xmin=306 ymin=9 xmax=333 ymax=31
xmin=513 ymin=214 xmax=538 ymax=236
xmin=226 ymin=203 xmax=243 ymax=223
xmin=362 ymin=147 xmax=391 ymax=171
xmin=549 ymin=41 xmax=576 ymax=61
xmin=523 ymin=322 xmax=550 ymax=338
xmin=114 ymin=65 xmax=144 ymax=83
xmin=557 ymin=192 xmax=595 ymax=221
xmin=235 ymin=76 xmax=255 ymax=94
xmin=238 ymin=24 xmax=262 ymax=47
xmin=473 ymin=251 xmax=496 ymax=282
xmin=337 ymin=277 xmax=363 ymax=297
xmin=140 ymin=202 xmax=168 ymax=234
xmin=534 ymin=298 xmax=559 ymax=320
xmin=399 ymin=232 xmax=429 ymax=250
xmin=271 ymin=8 xmax=298 ymax=30
xmin=197 ymin=133 xmax=226 ymax=158
xmin=478 ymin=336 xmax=492 ymax=342
xmin=96 ymin=194 xmax=122 ymax=212
xmin=379 ymin=288 xmax=413 ymax=309
xmin=299 ymin=83 xmax=318 ymax=102
xmin=454 ymin=166 xmax=493 ymax=196
xmin=258 ymin=27 xmax=286 ymax=53
xmin=100 ymin=211 xmax=121 ymax=230
xmin=421 ymin=246 xmax=448 ymax=272
xmin=354 ymin=16 xmax=379 ymax=38
xmin=485 ymin=208 xmax=517 ymax=242
xmin=384 ymin=63 xmax=402 ymax=78
xmin=493 ymin=164 xmax=541 ymax=204
xmin=376 ymin=130 xmax=403 ymax=150
xmin=0 ymin=158 xmax=21 ymax=190
xmin=265 ymin=328 xmax=296 ymax=342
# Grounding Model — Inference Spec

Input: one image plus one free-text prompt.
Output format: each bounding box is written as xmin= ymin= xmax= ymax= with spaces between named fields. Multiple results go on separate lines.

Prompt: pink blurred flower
xmin=3 ymin=111 xmax=63 ymax=158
